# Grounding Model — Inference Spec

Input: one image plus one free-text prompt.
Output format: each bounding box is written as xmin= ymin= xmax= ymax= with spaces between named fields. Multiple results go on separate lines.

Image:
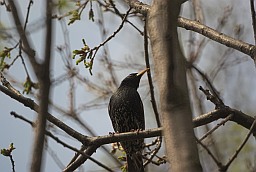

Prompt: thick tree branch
xmin=2 ymin=75 xmax=256 ymax=171
xmin=178 ymin=17 xmax=256 ymax=59
xmin=0 ymin=84 xmax=87 ymax=143
xmin=10 ymin=111 xmax=114 ymax=172
xmin=193 ymin=107 xmax=256 ymax=135
xmin=126 ymin=1 xmax=256 ymax=60
xmin=1 ymin=82 xmax=256 ymax=139
xmin=30 ymin=1 xmax=53 ymax=171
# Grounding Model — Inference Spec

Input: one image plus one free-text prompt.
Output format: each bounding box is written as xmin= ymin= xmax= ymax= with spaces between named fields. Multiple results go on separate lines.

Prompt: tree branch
xmin=222 ymin=117 xmax=256 ymax=171
xmin=125 ymin=1 xmax=256 ymax=60
xmin=7 ymin=0 xmax=40 ymax=74
xmin=178 ymin=17 xmax=256 ymax=59
xmin=124 ymin=0 xmax=150 ymax=16
xmin=0 ymin=84 xmax=87 ymax=143
xmin=30 ymin=1 xmax=53 ymax=171
xmin=193 ymin=107 xmax=256 ymax=135
xmin=2 ymin=76 xmax=256 ymax=171
xmin=10 ymin=111 xmax=114 ymax=172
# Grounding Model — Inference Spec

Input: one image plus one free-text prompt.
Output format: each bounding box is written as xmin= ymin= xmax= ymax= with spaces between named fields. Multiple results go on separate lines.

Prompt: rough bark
xmin=147 ymin=1 xmax=202 ymax=171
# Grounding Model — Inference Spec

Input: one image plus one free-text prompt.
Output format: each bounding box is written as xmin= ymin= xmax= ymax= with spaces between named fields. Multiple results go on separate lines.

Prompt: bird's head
xmin=120 ymin=68 xmax=149 ymax=89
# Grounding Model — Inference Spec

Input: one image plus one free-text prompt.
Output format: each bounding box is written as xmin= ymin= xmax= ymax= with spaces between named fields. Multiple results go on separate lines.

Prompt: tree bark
xmin=148 ymin=1 xmax=202 ymax=171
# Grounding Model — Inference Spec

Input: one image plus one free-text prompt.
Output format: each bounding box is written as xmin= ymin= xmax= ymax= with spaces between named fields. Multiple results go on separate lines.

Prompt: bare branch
xmin=0 ymin=84 xmax=87 ymax=143
xmin=7 ymin=0 xmax=40 ymax=73
xmin=196 ymin=137 xmax=223 ymax=168
xmin=144 ymin=18 xmax=161 ymax=128
xmin=222 ymin=117 xmax=256 ymax=171
xmin=199 ymin=114 xmax=233 ymax=141
xmin=10 ymin=111 xmax=114 ymax=172
xmin=178 ymin=17 xmax=256 ymax=59
xmin=124 ymin=0 xmax=150 ymax=16
xmin=125 ymin=0 xmax=256 ymax=60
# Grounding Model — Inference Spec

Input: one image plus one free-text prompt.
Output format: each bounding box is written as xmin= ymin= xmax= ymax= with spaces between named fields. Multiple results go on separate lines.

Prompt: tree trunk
xmin=147 ymin=1 xmax=202 ymax=171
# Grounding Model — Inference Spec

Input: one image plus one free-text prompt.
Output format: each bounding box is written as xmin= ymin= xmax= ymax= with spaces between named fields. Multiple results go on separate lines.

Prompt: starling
xmin=108 ymin=68 xmax=149 ymax=172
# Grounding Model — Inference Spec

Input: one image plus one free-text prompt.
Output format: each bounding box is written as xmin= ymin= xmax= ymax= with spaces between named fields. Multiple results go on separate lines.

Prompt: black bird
xmin=108 ymin=68 xmax=149 ymax=172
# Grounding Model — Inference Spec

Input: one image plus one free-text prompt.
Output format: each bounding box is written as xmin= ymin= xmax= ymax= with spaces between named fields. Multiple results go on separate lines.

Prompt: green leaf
xmin=76 ymin=57 xmax=85 ymax=65
xmin=0 ymin=47 xmax=12 ymax=58
xmin=118 ymin=155 xmax=126 ymax=162
xmin=1 ymin=143 xmax=15 ymax=157
xmin=121 ymin=164 xmax=128 ymax=172
xmin=68 ymin=10 xmax=80 ymax=25
xmin=23 ymin=77 xmax=39 ymax=94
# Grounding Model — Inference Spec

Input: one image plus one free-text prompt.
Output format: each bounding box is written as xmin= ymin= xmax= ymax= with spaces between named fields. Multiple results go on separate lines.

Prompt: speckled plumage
xmin=108 ymin=69 xmax=148 ymax=172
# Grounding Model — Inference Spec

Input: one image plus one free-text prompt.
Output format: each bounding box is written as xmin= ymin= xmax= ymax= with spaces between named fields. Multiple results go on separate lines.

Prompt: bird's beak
xmin=136 ymin=68 xmax=150 ymax=77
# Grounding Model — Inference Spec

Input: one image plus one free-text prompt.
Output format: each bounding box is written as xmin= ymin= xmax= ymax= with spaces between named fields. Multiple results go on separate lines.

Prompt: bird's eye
xmin=128 ymin=73 xmax=137 ymax=77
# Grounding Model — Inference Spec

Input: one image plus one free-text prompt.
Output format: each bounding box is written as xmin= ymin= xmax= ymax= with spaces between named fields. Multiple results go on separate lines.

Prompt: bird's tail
xmin=127 ymin=153 xmax=144 ymax=172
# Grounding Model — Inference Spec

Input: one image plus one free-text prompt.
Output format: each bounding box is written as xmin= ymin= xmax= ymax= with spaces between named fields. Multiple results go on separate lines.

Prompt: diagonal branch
xmin=1 ymin=81 xmax=256 ymax=141
xmin=0 ymin=84 xmax=87 ymax=144
xmin=178 ymin=17 xmax=256 ymax=59
xmin=10 ymin=111 xmax=114 ymax=172
xmin=222 ymin=117 xmax=256 ymax=171
xmin=7 ymin=0 xmax=40 ymax=74
xmin=126 ymin=1 xmax=256 ymax=60
xmin=2 ymin=76 xmax=256 ymax=170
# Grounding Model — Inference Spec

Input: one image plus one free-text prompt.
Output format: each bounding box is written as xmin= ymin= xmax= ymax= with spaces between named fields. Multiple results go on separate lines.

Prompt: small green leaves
xmin=72 ymin=39 xmax=94 ymax=75
xmin=68 ymin=9 xmax=80 ymax=25
xmin=67 ymin=1 xmax=95 ymax=25
xmin=121 ymin=164 xmax=128 ymax=172
xmin=0 ymin=47 xmax=11 ymax=59
xmin=23 ymin=77 xmax=39 ymax=94
xmin=118 ymin=155 xmax=128 ymax=172
xmin=118 ymin=155 xmax=126 ymax=162
xmin=0 ymin=47 xmax=12 ymax=71
xmin=1 ymin=143 xmax=15 ymax=157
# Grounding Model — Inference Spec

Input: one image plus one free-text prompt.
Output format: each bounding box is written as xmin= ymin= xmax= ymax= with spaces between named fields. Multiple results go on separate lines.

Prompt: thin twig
xmin=90 ymin=8 xmax=132 ymax=60
xmin=143 ymin=17 xmax=162 ymax=166
xmin=10 ymin=111 xmax=34 ymax=126
xmin=195 ymin=137 xmax=224 ymax=168
xmin=9 ymin=155 xmax=15 ymax=172
xmin=190 ymin=64 xmax=224 ymax=108
xmin=96 ymin=4 xmax=118 ymax=88
xmin=199 ymin=114 xmax=233 ymax=141
xmin=142 ymin=153 xmax=166 ymax=166
xmin=222 ymin=116 xmax=256 ymax=171
xmin=106 ymin=0 xmax=144 ymax=35
xmin=143 ymin=17 xmax=161 ymax=128
xmin=143 ymin=137 xmax=162 ymax=166
xmin=8 ymin=0 xmax=40 ymax=74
